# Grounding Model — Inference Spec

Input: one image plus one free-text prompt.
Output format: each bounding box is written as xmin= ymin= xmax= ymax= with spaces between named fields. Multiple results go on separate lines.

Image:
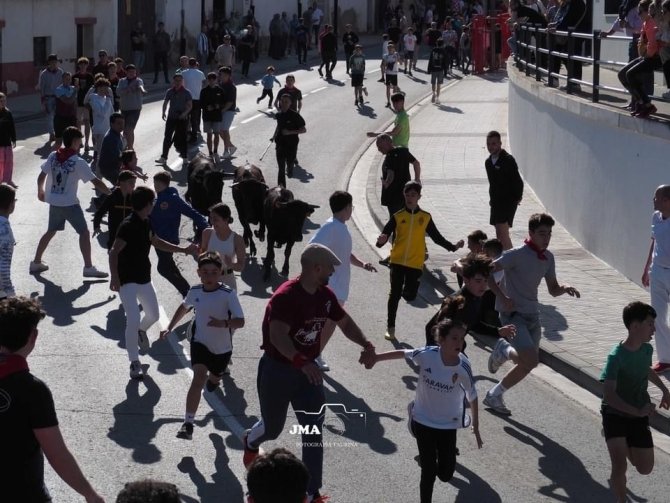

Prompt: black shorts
xmin=351 ymin=74 xmax=364 ymax=87
xmin=490 ymin=202 xmax=518 ymax=226
xmin=385 ymin=74 xmax=398 ymax=87
xmin=54 ymin=115 xmax=77 ymax=138
xmin=190 ymin=341 xmax=232 ymax=376
xmin=602 ymin=409 xmax=653 ymax=448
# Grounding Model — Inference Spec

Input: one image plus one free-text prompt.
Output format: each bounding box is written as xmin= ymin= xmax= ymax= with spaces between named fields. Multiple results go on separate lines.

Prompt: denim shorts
xmin=500 ymin=311 xmax=541 ymax=351
xmin=48 ymin=204 xmax=88 ymax=234
xmin=221 ymin=111 xmax=235 ymax=131
xmin=122 ymin=109 xmax=141 ymax=130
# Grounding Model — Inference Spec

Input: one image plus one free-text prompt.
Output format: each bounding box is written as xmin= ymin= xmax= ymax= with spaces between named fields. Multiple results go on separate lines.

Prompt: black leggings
xmin=388 ymin=264 xmax=422 ymax=328
xmin=413 ymin=421 xmax=457 ymax=503
xmin=257 ymin=88 xmax=274 ymax=105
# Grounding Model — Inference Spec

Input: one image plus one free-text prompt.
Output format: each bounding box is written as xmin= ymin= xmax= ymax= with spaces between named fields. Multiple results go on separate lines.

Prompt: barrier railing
xmin=513 ymin=23 xmax=665 ymax=104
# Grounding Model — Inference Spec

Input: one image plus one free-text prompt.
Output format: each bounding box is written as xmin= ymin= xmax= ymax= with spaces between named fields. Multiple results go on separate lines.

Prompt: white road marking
xmin=241 ymin=113 xmax=263 ymax=124
xmin=366 ymin=68 xmax=381 ymax=74
xmin=230 ymin=126 xmax=237 ymax=130
xmin=13 ymin=146 xmax=24 ymax=152
xmin=310 ymin=86 xmax=327 ymax=94
xmin=169 ymin=159 xmax=184 ymax=171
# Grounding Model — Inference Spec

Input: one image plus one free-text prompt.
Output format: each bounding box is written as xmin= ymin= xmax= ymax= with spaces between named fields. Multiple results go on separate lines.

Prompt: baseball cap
xmin=301 ymin=243 xmax=341 ymax=266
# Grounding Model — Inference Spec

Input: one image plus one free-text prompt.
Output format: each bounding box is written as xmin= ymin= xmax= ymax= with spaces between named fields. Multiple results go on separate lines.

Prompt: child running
xmin=601 ymin=301 xmax=670 ymax=502
xmin=160 ymin=251 xmax=245 ymax=440
xmin=256 ymin=66 xmax=281 ymax=109
xmin=369 ymin=297 xmax=483 ymax=503
xmin=349 ymin=45 xmax=367 ymax=106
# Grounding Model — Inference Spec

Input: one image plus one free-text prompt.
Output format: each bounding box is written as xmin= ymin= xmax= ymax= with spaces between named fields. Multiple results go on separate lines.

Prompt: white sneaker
xmin=29 ymin=261 xmax=49 ymax=274
xmin=155 ymin=156 xmax=167 ymax=164
xmin=315 ymin=355 xmax=330 ymax=372
xmin=407 ymin=400 xmax=415 ymax=437
xmin=129 ymin=360 xmax=143 ymax=379
xmin=138 ymin=330 xmax=150 ymax=351
xmin=483 ymin=391 xmax=511 ymax=415
xmin=83 ymin=266 xmax=109 ymax=278
xmin=488 ymin=338 xmax=509 ymax=374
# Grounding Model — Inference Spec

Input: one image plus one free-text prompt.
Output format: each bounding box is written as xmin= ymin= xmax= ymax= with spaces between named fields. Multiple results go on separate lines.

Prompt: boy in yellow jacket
xmin=376 ymin=181 xmax=464 ymax=340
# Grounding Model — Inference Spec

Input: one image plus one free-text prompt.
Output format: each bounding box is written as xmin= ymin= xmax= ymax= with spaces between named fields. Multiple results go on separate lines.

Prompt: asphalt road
xmin=11 ymin=53 xmax=670 ymax=502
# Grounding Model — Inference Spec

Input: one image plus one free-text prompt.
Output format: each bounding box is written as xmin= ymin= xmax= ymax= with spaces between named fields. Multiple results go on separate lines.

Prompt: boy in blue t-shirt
xmin=600 ymin=301 xmax=670 ymax=503
xmin=256 ymin=66 xmax=281 ymax=109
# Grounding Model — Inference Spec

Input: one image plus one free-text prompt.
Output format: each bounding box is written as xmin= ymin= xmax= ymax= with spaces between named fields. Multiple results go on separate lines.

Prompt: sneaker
xmin=138 ymin=329 xmax=150 ymax=352
xmin=377 ymin=77 xmax=385 ymax=83
xmin=355 ymin=99 xmax=359 ymax=106
xmin=83 ymin=266 xmax=109 ymax=278
xmin=662 ymin=90 xmax=670 ymax=100
xmin=256 ymin=97 xmax=261 ymax=104
xmin=378 ymin=257 xmax=390 ymax=267
xmin=176 ymin=422 xmax=194 ymax=440
xmin=386 ymin=101 xmax=391 ymax=108
xmin=407 ymin=400 xmax=415 ymax=437
xmin=652 ymin=361 xmax=670 ymax=373
xmin=29 ymin=261 xmax=49 ymax=274
xmin=431 ymin=94 xmax=435 ymax=103
xmin=318 ymin=68 xmax=323 ymax=77
xmin=384 ymin=326 xmax=396 ymax=341
xmin=129 ymin=360 xmax=143 ymax=380
xmin=435 ymin=97 xmax=440 ymax=104
xmin=228 ymin=146 xmax=237 ymax=157
xmin=308 ymin=492 xmax=330 ymax=503
xmin=206 ymin=378 xmax=220 ymax=392
xmin=635 ymin=104 xmax=657 ymax=118
xmin=409 ymin=71 xmax=413 ymax=76
xmin=483 ymin=391 xmax=511 ymax=415
xmin=243 ymin=429 xmax=263 ymax=468
xmin=488 ymin=338 xmax=509 ymax=374
xmin=315 ymin=355 xmax=330 ymax=372
xmin=359 ymin=97 xmax=364 ymax=105
xmin=155 ymin=156 xmax=167 ymax=164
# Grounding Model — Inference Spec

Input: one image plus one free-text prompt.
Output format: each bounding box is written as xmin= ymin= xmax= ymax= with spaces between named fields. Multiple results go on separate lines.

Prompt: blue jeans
xmin=44 ymin=96 xmax=56 ymax=135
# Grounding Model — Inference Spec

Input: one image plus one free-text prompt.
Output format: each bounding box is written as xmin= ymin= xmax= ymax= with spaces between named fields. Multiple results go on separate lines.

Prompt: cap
xmin=301 ymin=243 xmax=341 ymax=266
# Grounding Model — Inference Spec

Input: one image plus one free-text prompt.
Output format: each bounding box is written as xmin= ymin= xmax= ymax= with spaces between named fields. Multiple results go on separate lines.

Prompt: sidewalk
xmin=351 ymin=71 xmax=670 ymax=433
xmin=8 ymin=35 xmax=383 ymax=124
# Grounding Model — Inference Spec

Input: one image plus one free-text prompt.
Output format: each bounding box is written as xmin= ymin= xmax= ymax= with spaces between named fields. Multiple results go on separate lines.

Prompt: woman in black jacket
xmin=0 ymin=93 xmax=17 ymax=188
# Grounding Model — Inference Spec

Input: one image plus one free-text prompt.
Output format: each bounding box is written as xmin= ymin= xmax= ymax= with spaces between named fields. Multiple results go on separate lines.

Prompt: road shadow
xmin=435 ymin=103 xmax=464 ymax=114
xmin=33 ymin=142 xmax=53 ymax=159
xmin=501 ymin=415 xmax=612 ymax=502
xmin=405 ymin=74 xmax=428 ymax=85
xmin=90 ymin=301 xmax=126 ymax=350
xmin=31 ymin=275 xmax=114 ymax=326
xmin=107 ymin=376 xmax=180 ymax=463
xmin=291 ymin=163 xmax=315 ymax=184
xmin=356 ymin=103 xmax=378 ymax=118
xmin=319 ymin=373 xmax=400 ymax=455
xmin=177 ymin=433 xmax=245 ymax=503
xmin=451 ymin=464 xmax=502 ymax=502
xmin=150 ymin=323 xmax=190 ymax=376
xmin=325 ymin=78 xmax=346 ymax=87
xmin=540 ymin=303 xmax=568 ymax=342
xmin=238 ymin=256 xmax=276 ymax=299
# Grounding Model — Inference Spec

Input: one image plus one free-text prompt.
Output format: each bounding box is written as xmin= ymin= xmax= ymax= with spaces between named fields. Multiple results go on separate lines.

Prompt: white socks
xmin=490 ymin=382 xmax=506 ymax=397
xmin=185 ymin=412 xmax=195 ymax=424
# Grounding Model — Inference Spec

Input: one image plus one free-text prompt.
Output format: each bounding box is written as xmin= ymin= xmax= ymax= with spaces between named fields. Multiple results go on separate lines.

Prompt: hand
xmin=450 ymin=262 xmax=459 ymax=273
xmin=85 ymin=491 xmax=105 ymax=503
xmin=207 ymin=316 xmax=227 ymax=328
xmin=138 ymin=173 xmax=149 ymax=182
xmin=93 ymin=227 xmax=101 ymax=237
xmin=301 ymin=362 xmax=323 ymax=385
xmin=563 ymin=285 xmax=580 ymax=298
xmin=472 ymin=426 xmax=483 ymax=449
xmin=455 ymin=239 xmax=465 ymax=249
xmin=159 ymin=329 xmax=171 ymax=339
xmin=501 ymin=296 xmax=514 ymax=313
xmin=638 ymin=402 xmax=656 ymax=417
xmin=661 ymin=391 xmax=670 ymax=410
xmin=110 ymin=277 xmax=120 ymax=292
xmin=37 ymin=189 xmax=45 ymax=202
xmin=498 ymin=324 xmax=516 ymax=340
xmin=184 ymin=243 xmax=200 ymax=258
xmin=363 ymin=262 xmax=377 ymax=272
xmin=376 ymin=234 xmax=389 ymax=247
xmin=642 ymin=269 xmax=650 ymax=288
xmin=359 ymin=347 xmax=377 ymax=369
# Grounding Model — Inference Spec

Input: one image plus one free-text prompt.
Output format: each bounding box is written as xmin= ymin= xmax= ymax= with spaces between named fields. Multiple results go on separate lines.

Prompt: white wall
xmin=507 ymin=68 xmax=670 ymax=286
xmin=591 ymin=0 xmax=632 ymax=66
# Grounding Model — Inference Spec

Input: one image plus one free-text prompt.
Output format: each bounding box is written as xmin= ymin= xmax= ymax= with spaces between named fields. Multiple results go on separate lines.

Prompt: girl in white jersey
xmin=370 ymin=298 xmax=483 ymax=503
xmin=200 ymin=203 xmax=245 ymax=290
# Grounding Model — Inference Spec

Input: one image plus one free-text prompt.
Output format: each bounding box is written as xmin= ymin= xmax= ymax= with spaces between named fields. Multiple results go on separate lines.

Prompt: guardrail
xmin=513 ymin=23 xmax=666 ymax=104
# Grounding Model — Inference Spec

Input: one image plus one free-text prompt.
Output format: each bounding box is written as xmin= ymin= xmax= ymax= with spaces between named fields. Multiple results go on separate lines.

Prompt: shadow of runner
xmin=451 ymin=464 xmax=502 ymax=502
xmin=501 ymin=415 xmax=612 ymax=502
xmin=177 ymin=433 xmax=245 ymax=503
xmin=320 ymin=373 xmax=400 ymax=455
xmin=107 ymin=376 xmax=180 ymax=464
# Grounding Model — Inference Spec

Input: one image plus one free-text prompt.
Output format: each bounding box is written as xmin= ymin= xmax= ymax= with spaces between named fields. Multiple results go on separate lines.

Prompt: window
xmin=33 ymin=36 xmax=50 ymax=67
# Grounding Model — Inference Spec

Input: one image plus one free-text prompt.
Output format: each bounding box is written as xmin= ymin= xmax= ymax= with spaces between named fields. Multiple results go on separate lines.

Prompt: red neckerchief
xmin=524 ymin=238 xmax=547 ymax=260
xmin=56 ymin=147 xmax=77 ymax=163
xmin=0 ymin=353 xmax=29 ymax=379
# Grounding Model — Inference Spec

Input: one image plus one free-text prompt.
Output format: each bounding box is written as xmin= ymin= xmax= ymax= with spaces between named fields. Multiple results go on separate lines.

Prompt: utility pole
xmin=333 ymin=0 xmax=339 ymax=35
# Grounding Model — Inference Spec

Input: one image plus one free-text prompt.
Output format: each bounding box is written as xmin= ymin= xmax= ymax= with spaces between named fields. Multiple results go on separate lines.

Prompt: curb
xmin=352 ymin=76 xmax=670 ymax=436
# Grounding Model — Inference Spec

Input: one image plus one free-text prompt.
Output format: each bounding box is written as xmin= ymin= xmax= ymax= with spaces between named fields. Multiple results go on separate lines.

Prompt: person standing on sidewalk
xmin=600 ymin=301 xmax=670 ymax=503
xmin=153 ymin=22 xmax=172 ymax=85
xmin=242 ymin=243 xmax=377 ymax=503
xmin=117 ymin=64 xmax=146 ymax=150
xmin=642 ymin=184 xmax=670 ymax=373
xmin=381 ymin=44 xmax=402 ymax=107
xmin=110 ymin=186 xmax=198 ymax=380
xmin=150 ymin=171 xmax=208 ymax=298
xmin=484 ymin=130 xmax=524 ymax=251
xmin=376 ymin=133 xmax=421 ymax=220
xmin=367 ymin=92 xmax=411 ymax=148
xmin=273 ymin=93 xmax=306 ymax=187
xmin=376 ymin=181 xmax=464 ymax=341
xmin=0 ymin=297 xmax=105 ymax=502
xmin=308 ymin=191 xmax=378 ymax=371
xmin=31 ymin=127 xmax=111 ymax=278
xmin=402 ymin=27 xmax=417 ymax=76
xmin=0 ymin=93 xmax=17 ymax=188
xmin=295 ymin=19 xmax=309 ymax=65
xmin=485 ymin=213 xmax=580 ymax=415
xmin=156 ymin=73 xmax=192 ymax=165
xmin=37 ymin=54 xmax=63 ymax=142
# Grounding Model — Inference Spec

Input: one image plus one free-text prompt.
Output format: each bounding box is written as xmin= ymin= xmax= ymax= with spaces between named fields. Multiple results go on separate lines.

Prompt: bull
xmin=263 ymin=186 xmax=318 ymax=281
xmin=231 ymin=164 xmax=268 ymax=256
xmin=184 ymin=153 xmax=225 ymax=217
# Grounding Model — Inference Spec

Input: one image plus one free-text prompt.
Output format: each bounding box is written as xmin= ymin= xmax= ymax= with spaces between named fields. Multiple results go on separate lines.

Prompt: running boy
xmin=376 ymin=181 xmax=464 ymax=340
xmin=160 ymin=251 xmax=245 ymax=440
xmin=256 ymin=66 xmax=281 ymax=109
xmin=369 ymin=298 xmax=483 ymax=503
xmin=427 ymin=39 xmax=447 ymax=103
xmin=601 ymin=301 xmax=670 ymax=503
xmin=349 ymin=45 xmax=367 ymax=106
xmin=381 ymin=44 xmax=402 ymax=107
xmin=485 ymin=213 xmax=580 ymax=415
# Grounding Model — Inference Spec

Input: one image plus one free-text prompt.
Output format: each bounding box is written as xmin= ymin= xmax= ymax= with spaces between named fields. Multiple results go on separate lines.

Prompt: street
xmin=11 ymin=53 xmax=670 ymax=502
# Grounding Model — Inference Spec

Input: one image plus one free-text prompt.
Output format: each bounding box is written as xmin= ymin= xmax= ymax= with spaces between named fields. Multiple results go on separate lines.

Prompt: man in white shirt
xmin=181 ymin=58 xmax=206 ymax=143
xmin=308 ymin=191 xmax=377 ymax=370
xmin=311 ymin=3 xmax=324 ymax=44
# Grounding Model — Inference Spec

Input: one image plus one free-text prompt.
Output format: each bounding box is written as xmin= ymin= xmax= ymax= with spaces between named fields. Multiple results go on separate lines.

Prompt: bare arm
xmin=37 ymin=172 xmax=47 ymax=202
xmin=232 ymin=234 xmax=246 ymax=272
xmin=372 ymin=349 xmax=406 ymax=364
xmin=109 ymin=238 xmax=126 ymax=291
xmin=91 ymin=178 xmax=111 ymax=196
xmin=545 ymin=276 xmax=580 ymax=298
xmin=268 ymin=319 xmax=299 ymax=361
xmin=642 ymin=238 xmax=654 ymax=287
xmin=603 ymin=380 xmax=654 ymax=417
xmin=412 ymin=159 xmax=422 ymax=182
xmin=335 ymin=313 xmax=373 ymax=349
xmin=151 ymin=235 xmax=195 ymax=254
xmin=350 ymin=253 xmax=376 ymax=272
xmin=648 ymin=369 xmax=670 ymax=409
xmin=34 ymin=426 xmax=103 ymax=502
xmin=200 ymin=228 xmax=212 ymax=254
xmin=163 ymin=303 xmax=190 ymax=333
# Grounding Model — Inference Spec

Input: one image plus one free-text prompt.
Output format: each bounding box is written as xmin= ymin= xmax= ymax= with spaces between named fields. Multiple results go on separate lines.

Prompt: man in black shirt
xmin=274 ymin=75 xmax=303 ymax=112
xmin=376 ymin=133 xmax=421 ymax=218
xmin=200 ymin=72 xmax=225 ymax=158
xmin=273 ymin=93 xmax=306 ymax=187
xmin=93 ymin=170 xmax=136 ymax=249
xmin=0 ymin=297 xmax=104 ymax=502
xmin=219 ymin=67 xmax=238 ymax=159
xmin=319 ymin=25 xmax=338 ymax=80
xmin=342 ymin=24 xmax=360 ymax=74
